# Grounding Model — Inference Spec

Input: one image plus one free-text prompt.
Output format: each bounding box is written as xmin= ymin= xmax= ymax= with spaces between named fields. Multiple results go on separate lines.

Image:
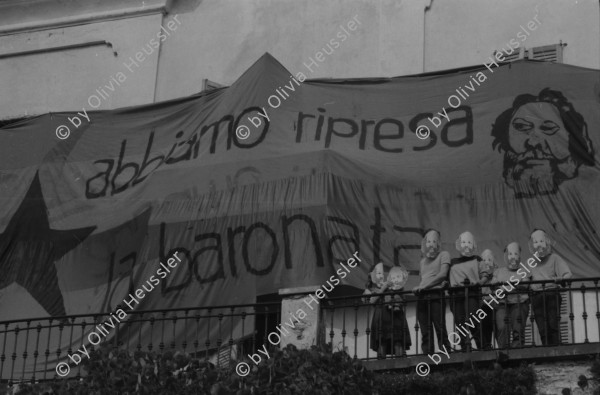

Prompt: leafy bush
xmin=8 ymin=343 xmax=376 ymax=395
xmin=220 ymin=343 xmax=376 ymax=395
xmin=375 ymin=364 xmax=537 ymax=395
xmin=5 ymin=344 xmax=538 ymax=395
xmin=591 ymin=358 xmax=600 ymax=395
xmin=9 ymin=346 xmax=229 ymax=395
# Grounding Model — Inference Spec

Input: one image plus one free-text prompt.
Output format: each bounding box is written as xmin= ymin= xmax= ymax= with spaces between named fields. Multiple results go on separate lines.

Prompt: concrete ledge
xmin=279 ymin=286 xmax=321 ymax=296
xmin=364 ymin=343 xmax=600 ymax=371
xmin=0 ymin=0 xmax=172 ymax=36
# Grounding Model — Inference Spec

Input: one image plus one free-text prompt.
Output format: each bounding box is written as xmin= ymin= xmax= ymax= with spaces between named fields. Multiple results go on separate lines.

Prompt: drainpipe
xmin=423 ymin=0 xmax=434 ymax=73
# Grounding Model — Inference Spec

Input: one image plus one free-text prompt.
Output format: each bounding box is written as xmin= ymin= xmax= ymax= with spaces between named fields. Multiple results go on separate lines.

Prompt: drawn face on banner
xmin=456 ymin=231 xmax=477 ymax=257
xmin=510 ymin=103 xmax=571 ymax=161
xmin=370 ymin=262 xmax=385 ymax=287
xmin=504 ymin=242 xmax=521 ymax=270
xmin=387 ymin=266 xmax=408 ymax=290
xmin=529 ymin=229 xmax=553 ymax=258
xmin=481 ymin=249 xmax=496 ymax=272
xmin=422 ymin=230 xmax=441 ymax=259
xmin=491 ymin=88 xmax=595 ymax=198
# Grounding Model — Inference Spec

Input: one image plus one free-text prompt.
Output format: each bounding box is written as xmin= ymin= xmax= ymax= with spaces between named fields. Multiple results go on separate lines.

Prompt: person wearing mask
xmin=413 ymin=229 xmax=452 ymax=354
xmin=491 ymin=242 xmax=531 ymax=348
xmin=479 ymin=249 xmax=498 ymax=350
xmin=528 ymin=229 xmax=572 ymax=346
xmin=363 ymin=262 xmax=391 ymax=358
xmin=448 ymin=231 xmax=491 ymax=352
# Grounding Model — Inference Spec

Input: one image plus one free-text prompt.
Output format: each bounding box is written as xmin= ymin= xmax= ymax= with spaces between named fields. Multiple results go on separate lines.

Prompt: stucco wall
xmin=0 ymin=0 xmax=598 ymax=121
xmin=0 ymin=13 xmax=163 ymax=119
xmin=154 ymin=0 xmax=427 ymax=102
xmin=425 ymin=0 xmax=600 ymax=72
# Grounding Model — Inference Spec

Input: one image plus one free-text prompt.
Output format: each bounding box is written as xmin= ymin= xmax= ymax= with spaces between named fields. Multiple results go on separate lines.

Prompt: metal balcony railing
xmin=1 ymin=277 xmax=599 ymax=386
xmin=320 ymin=278 xmax=600 ymax=360
xmin=0 ymin=301 xmax=281 ymax=385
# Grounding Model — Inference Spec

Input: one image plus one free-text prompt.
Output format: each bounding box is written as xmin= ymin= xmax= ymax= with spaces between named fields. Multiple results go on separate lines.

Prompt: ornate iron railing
xmin=0 ymin=301 xmax=281 ymax=385
xmin=321 ymin=277 xmax=600 ymax=359
xmin=2 ymin=277 xmax=599 ymax=386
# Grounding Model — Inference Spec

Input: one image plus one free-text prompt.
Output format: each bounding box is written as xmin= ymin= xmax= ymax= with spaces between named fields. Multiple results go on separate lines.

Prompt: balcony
xmin=1 ymin=278 xmax=599 ymax=386
xmin=322 ymin=278 xmax=600 ymax=373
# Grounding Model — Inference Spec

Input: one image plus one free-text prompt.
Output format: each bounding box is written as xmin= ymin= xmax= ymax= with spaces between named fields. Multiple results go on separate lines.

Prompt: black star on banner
xmin=0 ymin=172 xmax=96 ymax=317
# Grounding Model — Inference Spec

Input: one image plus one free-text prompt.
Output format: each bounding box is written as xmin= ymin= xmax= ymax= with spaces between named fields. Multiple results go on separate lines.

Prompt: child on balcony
xmin=363 ymin=263 xmax=410 ymax=358
xmin=364 ymin=262 xmax=388 ymax=358
xmin=384 ymin=266 xmax=412 ymax=356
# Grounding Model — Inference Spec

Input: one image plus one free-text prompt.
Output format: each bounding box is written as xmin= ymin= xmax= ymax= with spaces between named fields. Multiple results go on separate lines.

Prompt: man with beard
xmin=413 ymin=229 xmax=452 ymax=354
xmin=528 ymin=229 xmax=572 ymax=346
xmin=448 ymin=231 xmax=491 ymax=352
xmin=491 ymin=242 xmax=531 ymax=348
xmin=491 ymin=88 xmax=594 ymax=197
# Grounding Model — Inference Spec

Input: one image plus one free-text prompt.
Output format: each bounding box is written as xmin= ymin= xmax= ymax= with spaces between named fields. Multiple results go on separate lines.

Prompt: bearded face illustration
xmin=491 ymin=88 xmax=594 ymax=197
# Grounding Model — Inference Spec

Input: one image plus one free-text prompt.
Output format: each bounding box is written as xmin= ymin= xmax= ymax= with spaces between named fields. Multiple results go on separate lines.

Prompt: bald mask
xmin=387 ymin=266 xmax=409 ymax=290
xmin=455 ymin=231 xmax=477 ymax=257
xmin=481 ymin=249 xmax=496 ymax=271
xmin=529 ymin=230 xmax=552 ymax=258
xmin=504 ymin=242 xmax=521 ymax=270
xmin=422 ymin=230 xmax=441 ymax=259
xmin=370 ymin=262 xmax=385 ymax=287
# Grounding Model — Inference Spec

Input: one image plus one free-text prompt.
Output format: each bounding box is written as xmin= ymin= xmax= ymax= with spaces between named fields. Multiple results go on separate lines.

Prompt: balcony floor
xmin=364 ymin=343 xmax=600 ymax=371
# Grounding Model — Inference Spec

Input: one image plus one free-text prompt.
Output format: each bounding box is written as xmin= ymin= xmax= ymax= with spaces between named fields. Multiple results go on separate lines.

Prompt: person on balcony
xmin=412 ymin=229 xmax=452 ymax=354
xmin=528 ymin=229 xmax=572 ymax=346
xmin=363 ymin=262 xmax=392 ymax=358
xmin=479 ymin=249 xmax=498 ymax=350
xmin=492 ymin=242 xmax=531 ymax=348
xmin=383 ymin=266 xmax=412 ymax=356
xmin=449 ymin=231 xmax=491 ymax=352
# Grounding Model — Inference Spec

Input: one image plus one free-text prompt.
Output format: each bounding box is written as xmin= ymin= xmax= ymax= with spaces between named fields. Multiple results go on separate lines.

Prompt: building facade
xmin=1 ymin=0 xmax=598 ymax=122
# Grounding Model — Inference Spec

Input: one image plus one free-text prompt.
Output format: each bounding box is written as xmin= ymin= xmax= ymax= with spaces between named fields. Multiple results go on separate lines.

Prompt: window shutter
xmin=524 ymin=291 xmax=572 ymax=345
xmin=501 ymin=47 xmax=525 ymax=62
xmin=493 ymin=47 xmax=525 ymax=63
xmin=526 ymin=42 xmax=566 ymax=63
xmin=559 ymin=292 xmax=570 ymax=343
xmin=494 ymin=42 xmax=566 ymax=64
